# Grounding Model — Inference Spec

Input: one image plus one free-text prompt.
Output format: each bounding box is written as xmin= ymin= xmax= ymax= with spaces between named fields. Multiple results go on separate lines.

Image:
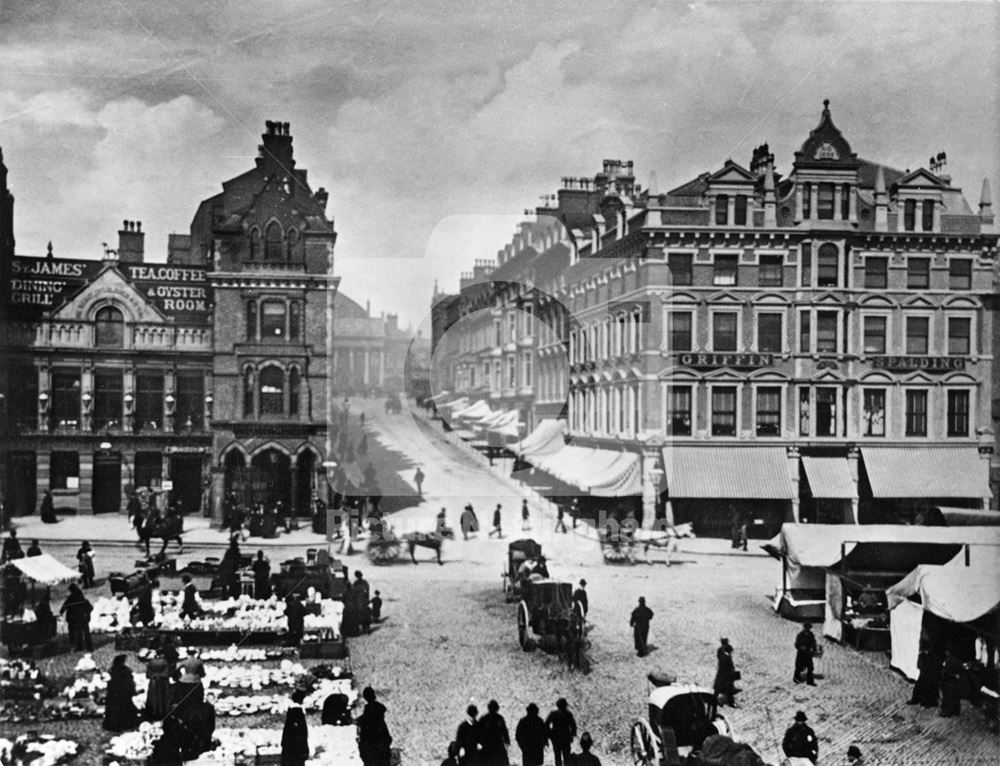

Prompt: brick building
xmin=432 ymin=102 xmax=998 ymax=534
xmin=0 ymin=123 xmax=344 ymax=523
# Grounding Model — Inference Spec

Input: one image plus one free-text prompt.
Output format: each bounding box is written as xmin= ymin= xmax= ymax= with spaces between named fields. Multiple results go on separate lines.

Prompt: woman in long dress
xmin=103 ymin=654 xmax=140 ymax=732
xmin=145 ymin=652 xmax=172 ymax=721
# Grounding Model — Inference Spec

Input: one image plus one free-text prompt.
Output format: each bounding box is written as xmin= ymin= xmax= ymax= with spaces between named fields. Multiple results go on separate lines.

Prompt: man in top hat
xmin=782 ymin=710 xmax=818 ymax=764
xmin=794 ymin=622 xmax=818 ymax=685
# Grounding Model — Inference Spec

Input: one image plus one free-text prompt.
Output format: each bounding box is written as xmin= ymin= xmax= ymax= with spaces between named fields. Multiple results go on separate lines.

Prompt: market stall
xmin=886 ymin=545 xmax=1000 ymax=680
xmin=1 ymin=554 xmax=79 ymax=653
xmin=765 ymin=523 xmax=1000 ymax=624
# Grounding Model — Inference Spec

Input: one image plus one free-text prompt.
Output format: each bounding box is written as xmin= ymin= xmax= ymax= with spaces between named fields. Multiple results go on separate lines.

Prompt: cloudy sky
xmin=1 ymin=0 xmax=997 ymax=329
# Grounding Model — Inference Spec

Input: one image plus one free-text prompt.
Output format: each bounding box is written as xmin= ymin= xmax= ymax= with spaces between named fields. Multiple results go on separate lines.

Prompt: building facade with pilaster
xmin=433 ymin=102 xmax=998 ymax=535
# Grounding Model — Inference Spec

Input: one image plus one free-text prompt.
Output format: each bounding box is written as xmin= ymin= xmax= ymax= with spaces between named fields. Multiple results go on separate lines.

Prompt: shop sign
xmin=674 ymin=352 xmax=774 ymax=369
xmin=870 ymin=356 xmax=966 ymax=372
xmin=7 ymin=257 xmax=99 ymax=313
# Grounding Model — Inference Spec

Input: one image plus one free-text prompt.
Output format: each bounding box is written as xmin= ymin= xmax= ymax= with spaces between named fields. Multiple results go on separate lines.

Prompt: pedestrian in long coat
xmin=514 ymin=703 xmax=548 ymax=766
xmin=103 ymin=654 xmax=140 ymax=732
xmin=252 ymin=551 xmax=272 ymax=599
xmin=521 ymin=500 xmax=530 ymax=531
xmin=40 ymin=490 xmax=57 ymax=524
xmin=573 ymin=580 xmax=588 ymax=617
xmin=281 ymin=689 xmax=310 ymax=766
xmin=145 ymin=653 xmax=172 ymax=721
xmin=414 ymin=467 xmax=425 ymax=495
xmin=477 ymin=699 xmax=510 ymax=766
xmin=545 ymin=698 xmax=577 ymax=766
xmin=455 ymin=704 xmax=480 ymax=766
xmin=909 ymin=643 xmax=941 ymax=707
xmin=285 ymin=594 xmax=305 ymax=645
xmin=713 ymin=637 xmax=738 ymax=707
xmin=136 ymin=577 xmax=156 ymax=626
xmin=793 ymin=623 xmax=817 ymax=685
xmin=60 ymin=583 xmax=94 ymax=651
xmin=630 ymin=597 xmax=654 ymax=657
xmin=77 ymin=541 xmax=96 ymax=588
xmin=489 ymin=504 xmax=503 ymax=538
xmin=179 ymin=574 xmax=204 ymax=620
xmin=1 ymin=530 xmax=23 ymax=562
xmin=357 ymin=687 xmax=393 ymax=766
xmin=460 ymin=503 xmax=480 ymax=540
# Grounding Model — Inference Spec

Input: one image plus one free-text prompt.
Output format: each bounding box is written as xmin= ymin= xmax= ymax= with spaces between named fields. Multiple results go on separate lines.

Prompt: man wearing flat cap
xmin=782 ymin=710 xmax=818 ymax=764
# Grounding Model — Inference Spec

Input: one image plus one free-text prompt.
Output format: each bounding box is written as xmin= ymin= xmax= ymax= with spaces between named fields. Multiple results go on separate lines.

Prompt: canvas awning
xmin=887 ymin=545 xmax=1000 ymax=624
xmin=10 ymin=554 xmax=80 ymax=584
xmin=533 ymin=445 xmax=642 ymax=497
xmin=514 ymin=419 xmax=566 ymax=458
xmin=438 ymin=397 xmax=468 ymax=412
xmin=935 ymin=507 xmax=1000 ymax=526
xmin=801 ymin=456 xmax=857 ymax=499
xmin=662 ymin=446 xmax=793 ymax=499
xmin=427 ymin=392 xmax=451 ymax=404
xmin=453 ymin=400 xmax=490 ymax=420
xmin=862 ymin=447 xmax=991 ymax=498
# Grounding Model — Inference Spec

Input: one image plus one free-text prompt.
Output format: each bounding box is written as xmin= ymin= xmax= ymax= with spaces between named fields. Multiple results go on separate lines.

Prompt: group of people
xmin=445 ymin=697 xmax=600 ymax=766
xmin=342 ymin=569 xmax=383 ymax=637
xmin=222 ymin=491 xmax=297 ymax=540
xmin=276 ymin=684 xmax=394 ymax=766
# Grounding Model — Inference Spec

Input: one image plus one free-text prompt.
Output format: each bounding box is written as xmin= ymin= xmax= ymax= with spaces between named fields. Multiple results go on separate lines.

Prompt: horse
xmin=399 ymin=531 xmax=446 ymax=565
xmin=142 ymin=513 xmax=184 ymax=557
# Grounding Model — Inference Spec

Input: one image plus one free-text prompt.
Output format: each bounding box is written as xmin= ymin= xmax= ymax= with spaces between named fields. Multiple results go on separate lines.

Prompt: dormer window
xmin=815 ymin=143 xmax=839 ymax=160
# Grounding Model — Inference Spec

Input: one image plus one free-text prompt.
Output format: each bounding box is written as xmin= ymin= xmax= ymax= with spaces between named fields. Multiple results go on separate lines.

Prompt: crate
xmin=298 ymin=638 xmax=347 ymax=659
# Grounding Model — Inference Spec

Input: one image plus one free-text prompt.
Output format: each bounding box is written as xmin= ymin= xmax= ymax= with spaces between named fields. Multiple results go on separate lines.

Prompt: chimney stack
xmin=315 ymin=187 xmax=329 ymax=210
xmin=763 ymin=163 xmax=777 ymax=227
xmin=980 ymin=178 xmax=995 ymax=232
xmin=874 ymin=166 xmax=888 ymax=232
xmin=256 ymin=120 xmax=295 ymax=172
xmin=118 ymin=220 xmax=145 ymax=263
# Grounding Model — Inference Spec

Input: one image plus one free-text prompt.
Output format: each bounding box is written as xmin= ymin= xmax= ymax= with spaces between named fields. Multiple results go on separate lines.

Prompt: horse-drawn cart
xmin=502 ymin=539 xmax=544 ymax=602
xmin=367 ymin=525 xmax=446 ymax=565
xmin=516 ymin=578 xmax=585 ymax=669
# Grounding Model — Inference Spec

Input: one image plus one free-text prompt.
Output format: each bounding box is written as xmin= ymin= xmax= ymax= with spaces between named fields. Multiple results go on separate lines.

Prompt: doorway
xmin=92 ymin=451 xmax=122 ymax=514
xmin=249 ymin=449 xmax=291 ymax=509
xmin=6 ymin=452 xmax=37 ymax=517
xmin=170 ymin=454 xmax=204 ymax=515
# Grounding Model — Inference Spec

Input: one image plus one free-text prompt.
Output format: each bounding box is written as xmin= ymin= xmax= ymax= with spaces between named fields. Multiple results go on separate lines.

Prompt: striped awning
xmin=514 ymin=419 xmax=567 ymax=458
xmin=862 ymin=447 xmax=992 ymax=499
xmin=801 ymin=456 xmax=857 ymax=500
xmin=532 ymin=445 xmax=642 ymax=497
xmin=662 ymin=446 xmax=793 ymax=499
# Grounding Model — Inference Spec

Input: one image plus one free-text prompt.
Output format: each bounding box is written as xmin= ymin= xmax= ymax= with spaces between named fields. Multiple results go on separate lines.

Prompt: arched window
xmin=95 ymin=306 xmax=125 ymax=347
xmin=242 ymin=369 xmax=255 ymax=417
xmin=289 ymin=367 xmax=300 ymax=415
xmin=286 ymin=228 xmax=299 ymax=261
xmin=264 ymin=222 xmax=282 ymax=261
xmin=259 ymin=365 xmax=284 ymax=415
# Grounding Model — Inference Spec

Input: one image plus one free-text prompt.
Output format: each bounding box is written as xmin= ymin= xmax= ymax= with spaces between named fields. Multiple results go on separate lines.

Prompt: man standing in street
xmin=477 ymin=699 xmax=510 ymax=766
xmin=794 ymin=622 xmax=818 ymax=685
xmin=515 ymin=703 xmax=548 ymax=766
xmin=781 ymin=710 xmax=818 ymax=764
xmin=521 ymin=499 xmax=530 ymax=531
xmin=414 ymin=467 xmax=425 ymax=495
xmin=555 ymin=504 xmax=568 ymax=534
xmin=630 ymin=597 xmax=654 ymax=657
xmin=489 ymin=504 xmax=503 ymax=538
xmin=455 ymin=704 xmax=480 ymax=766
xmin=545 ymin=698 xmax=577 ymax=766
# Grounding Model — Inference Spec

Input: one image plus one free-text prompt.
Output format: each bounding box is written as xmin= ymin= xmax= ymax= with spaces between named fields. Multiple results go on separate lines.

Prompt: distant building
xmin=432 ymin=102 xmax=999 ymax=534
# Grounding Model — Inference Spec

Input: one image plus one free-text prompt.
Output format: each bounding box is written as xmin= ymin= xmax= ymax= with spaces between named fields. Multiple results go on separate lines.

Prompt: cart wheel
xmin=517 ymin=601 xmax=530 ymax=650
xmin=502 ymin=573 xmax=512 ymax=603
xmin=713 ymin=712 xmax=733 ymax=740
xmin=367 ymin=542 xmax=401 ymax=564
xmin=630 ymin=719 xmax=659 ymax=766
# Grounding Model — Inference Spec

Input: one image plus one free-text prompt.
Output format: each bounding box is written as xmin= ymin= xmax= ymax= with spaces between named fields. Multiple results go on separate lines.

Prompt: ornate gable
xmin=707 ymin=160 xmax=756 ymax=185
xmin=894 ymin=168 xmax=946 ymax=190
xmin=52 ymin=264 xmax=166 ymax=322
xmin=794 ymin=100 xmax=859 ymax=168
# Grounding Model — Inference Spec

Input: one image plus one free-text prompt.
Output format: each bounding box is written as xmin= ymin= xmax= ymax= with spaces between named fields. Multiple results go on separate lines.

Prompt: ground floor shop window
xmin=50 ymin=451 xmax=79 ymax=490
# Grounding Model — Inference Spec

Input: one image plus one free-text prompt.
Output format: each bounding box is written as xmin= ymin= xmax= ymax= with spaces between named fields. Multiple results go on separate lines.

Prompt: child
xmin=370 ymin=590 xmax=383 ymax=622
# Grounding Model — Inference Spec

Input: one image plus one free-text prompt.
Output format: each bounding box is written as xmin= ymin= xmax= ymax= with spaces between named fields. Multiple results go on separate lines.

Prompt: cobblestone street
xmin=9 ymin=400 xmax=998 ymax=765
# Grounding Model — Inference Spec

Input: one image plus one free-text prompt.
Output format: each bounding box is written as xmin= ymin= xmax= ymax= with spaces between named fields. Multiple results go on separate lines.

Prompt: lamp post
xmin=38 ymin=391 xmax=49 ymax=432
